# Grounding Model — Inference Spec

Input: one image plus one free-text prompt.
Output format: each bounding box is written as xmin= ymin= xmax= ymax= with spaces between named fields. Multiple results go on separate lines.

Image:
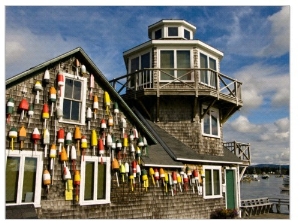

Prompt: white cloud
xmin=228 ymin=115 xmax=261 ymax=133
xmin=256 ymin=6 xmax=290 ymax=58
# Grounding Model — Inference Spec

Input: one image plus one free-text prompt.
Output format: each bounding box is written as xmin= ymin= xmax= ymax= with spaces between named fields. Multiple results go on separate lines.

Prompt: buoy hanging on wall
xmin=49 ymin=87 xmax=57 ymax=116
xmin=18 ymin=98 xmax=29 ymax=121
xmin=43 ymin=128 xmax=50 ymax=157
xmin=34 ymin=81 xmax=43 ymax=104
xmin=8 ymin=127 xmax=18 ymax=151
xmin=104 ymin=91 xmax=111 ymax=115
xmin=6 ymin=98 xmax=14 ymax=124
xmin=32 ymin=128 xmax=41 ymax=152
xmin=18 ymin=126 xmax=26 ymax=150
xmin=43 ymin=69 xmax=50 ymax=85
xmin=42 ymin=104 xmax=50 ymax=129
xmin=43 ymin=169 xmax=51 ymax=192
xmin=27 ymin=103 xmax=34 ymax=127
xmin=89 ymin=73 xmax=94 ymax=100
xmin=57 ymin=72 xmax=64 ymax=97
xmin=86 ymin=107 xmax=92 ymax=130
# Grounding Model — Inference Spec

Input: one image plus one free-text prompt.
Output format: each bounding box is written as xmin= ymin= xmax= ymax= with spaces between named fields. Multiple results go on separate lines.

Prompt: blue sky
xmin=3 ymin=2 xmax=296 ymax=166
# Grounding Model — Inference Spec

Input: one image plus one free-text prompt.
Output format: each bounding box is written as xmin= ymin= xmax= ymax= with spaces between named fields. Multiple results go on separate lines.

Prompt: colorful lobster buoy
xmin=32 ymin=128 xmax=40 ymax=152
xmin=154 ymin=168 xmax=160 ymax=187
xmin=141 ymin=169 xmax=148 ymax=191
xmin=112 ymin=158 xmax=120 ymax=187
xmin=65 ymin=131 xmax=72 ymax=158
xmin=8 ymin=127 xmax=18 ymax=150
xmin=49 ymin=144 xmax=57 ymax=184
xmin=104 ymin=91 xmax=110 ymax=115
xmin=149 ymin=168 xmax=155 ymax=186
xmin=113 ymin=102 xmax=119 ymax=125
xmin=74 ymin=170 xmax=80 ymax=201
xmin=18 ymin=98 xmax=29 ymax=121
xmin=49 ymin=86 xmax=57 ymax=116
xmin=81 ymin=135 xmax=87 ymax=161
xmin=91 ymin=129 xmax=97 ymax=156
xmin=120 ymin=163 xmax=126 ymax=183
xmin=43 ymin=69 xmax=50 ymax=85
xmin=43 ymin=128 xmax=50 ymax=157
xmin=27 ymin=103 xmax=34 ymax=127
xmin=86 ymin=107 xmax=92 ymax=130
xmin=18 ymin=126 xmax=26 ymax=149
xmin=34 ymin=81 xmax=43 ymax=104
xmin=42 ymin=104 xmax=50 ymax=129
xmin=57 ymin=72 xmax=64 ymax=97
xmin=160 ymin=168 xmax=165 ymax=186
xmin=183 ymin=173 xmax=189 ymax=191
xmin=6 ymin=98 xmax=14 ymax=123
xmin=74 ymin=126 xmax=82 ymax=155
xmin=71 ymin=145 xmax=77 ymax=172
xmin=93 ymin=95 xmax=98 ymax=119
xmin=57 ymin=128 xmax=65 ymax=155
xmin=177 ymin=173 xmax=183 ymax=192
xmin=98 ymin=138 xmax=105 ymax=164
xmin=43 ymin=169 xmax=51 ymax=192
xmin=89 ymin=73 xmax=94 ymax=100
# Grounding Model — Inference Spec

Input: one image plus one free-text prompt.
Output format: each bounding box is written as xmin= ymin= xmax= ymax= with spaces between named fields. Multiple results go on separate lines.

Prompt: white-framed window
xmin=80 ymin=156 xmax=111 ymax=205
xmin=59 ymin=72 xmax=87 ymax=125
xmin=155 ymin=29 xmax=162 ymax=39
xmin=202 ymin=105 xmax=220 ymax=138
xmin=184 ymin=29 xmax=190 ymax=40
xmin=129 ymin=51 xmax=151 ymax=88
xmin=5 ymin=150 xmax=43 ymax=207
xmin=200 ymin=53 xmax=217 ymax=88
xmin=160 ymin=49 xmax=192 ymax=81
xmin=203 ymin=165 xmax=222 ymax=199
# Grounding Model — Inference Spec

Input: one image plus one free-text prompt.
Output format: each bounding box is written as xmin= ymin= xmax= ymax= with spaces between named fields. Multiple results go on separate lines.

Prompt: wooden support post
xmin=156 ymin=97 xmax=160 ymax=122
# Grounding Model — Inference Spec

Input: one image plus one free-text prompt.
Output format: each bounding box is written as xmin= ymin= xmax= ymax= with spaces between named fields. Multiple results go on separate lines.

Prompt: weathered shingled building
xmin=6 ymin=19 xmax=251 ymax=219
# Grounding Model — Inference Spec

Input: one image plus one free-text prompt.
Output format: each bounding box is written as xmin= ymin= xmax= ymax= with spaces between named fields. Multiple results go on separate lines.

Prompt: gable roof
xmin=6 ymin=47 xmax=157 ymax=144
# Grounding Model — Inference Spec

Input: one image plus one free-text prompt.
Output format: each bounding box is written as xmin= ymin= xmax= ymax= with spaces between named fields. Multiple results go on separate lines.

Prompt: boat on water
xmin=261 ymin=174 xmax=270 ymax=179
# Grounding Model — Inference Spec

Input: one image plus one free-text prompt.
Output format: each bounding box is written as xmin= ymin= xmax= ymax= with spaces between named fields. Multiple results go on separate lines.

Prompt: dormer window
xmin=155 ymin=29 xmax=162 ymax=39
xmin=168 ymin=27 xmax=178 ymax=37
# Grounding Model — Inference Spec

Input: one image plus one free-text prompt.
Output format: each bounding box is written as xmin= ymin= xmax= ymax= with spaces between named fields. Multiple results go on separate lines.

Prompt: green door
xmin=226 ymin=170 xmax=236 ymax=209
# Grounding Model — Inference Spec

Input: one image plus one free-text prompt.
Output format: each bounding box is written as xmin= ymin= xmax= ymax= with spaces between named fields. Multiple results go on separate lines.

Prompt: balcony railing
xmin=223 ymin=141 xmax=251 ymax=166
xmin=109 ymin=68 xmax=242 ymax=104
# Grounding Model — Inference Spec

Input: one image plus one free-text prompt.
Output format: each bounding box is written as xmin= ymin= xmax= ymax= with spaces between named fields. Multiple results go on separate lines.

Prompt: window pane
xmin=141 ymin=53 xmax=151 ymax=83
xmin=63 ymin=99 xmax=71 ymax=120
xmin=130 ymin=57 xmax=139 ymax=87
xmin=205 ymin=170 xmax=212 ymax=196
xmin=161 ymin=50 xmax=174 ymax=80
xmin=177 ymin=51 xmax=190 ymax=80
xmin=6 ymin=157 xmax=20 ymax=203
xmin=213 ymin=170 xmax=220 ymax=195
xmin=84 ymin=162 xmax=94 ymax=200
xmin=184 ymin=29 xmax=190 ymax=40
xmin=73 ymin=80 xmax=82 ymax=100
xmin=64 ymin=78 xmax=73 ymax=98
xmin=168 ymin=27 xmax=178 ymax=36
xmin=71 ymin=101 xmax=80 ymax=121
xmin=200 ymin=53 xmax=208 ymax=84
xmin=155 ymin=29 xmax=162 ymax=39
xmin=22 ymin=157 xmax=37 ymax=202
xmin=209 ymin=58 xmax=217 ymax=87
xmin=211 ymin=114 xmax=218 ymax=135
xmin=203 ymin=114 xmax=210 ymax=134
xmin=97 ymin=163 xmax=106 ymax=199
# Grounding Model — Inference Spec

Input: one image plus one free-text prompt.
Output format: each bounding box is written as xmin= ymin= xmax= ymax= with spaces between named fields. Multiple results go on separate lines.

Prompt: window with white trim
xmin=200 ymin=53 xmax=217 ymax=87
xmin=80 ymin=156 xmax=111 ymax=205
xmin=129 ymin=52 xmax=151 ymax=88
xmin=160 ymin=50 xmax=192 ymax=81
xmin=203 ymin=165 xmax=222 ymax=199
xmin=202 ymin=105 xmax=220 ymax=138
xmin=168 ymin=27 xmax=178 ymax=37
xmin=6 ymin=150 xmax=43 ymax=207
xmin=59 ymin=72 xmax=87 ymax=125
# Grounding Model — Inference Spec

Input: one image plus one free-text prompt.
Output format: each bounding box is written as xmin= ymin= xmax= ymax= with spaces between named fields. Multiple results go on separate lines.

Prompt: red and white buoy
xmin=57 ymin=128 xmax=65 ymax=155
xmin=18 ymin=98 xmax=29 ymax=121
xmin=57 ymin=72 xmax=64 ymax=97
xmin=32 ymin=128 xmax=41 ymax=152
xmin=42 ymin=104 xmax=50 ymax=129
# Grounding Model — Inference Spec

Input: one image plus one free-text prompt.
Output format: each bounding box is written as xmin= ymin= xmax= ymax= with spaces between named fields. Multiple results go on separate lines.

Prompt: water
xmin=240 ymin=175 xmax=289 ymax=213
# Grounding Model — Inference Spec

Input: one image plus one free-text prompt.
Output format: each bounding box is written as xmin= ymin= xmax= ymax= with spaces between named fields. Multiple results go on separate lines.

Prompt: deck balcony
xmin=223 ymin=141 xmax=251 ymax=166
xmin=109 ymin=68 xmax=243 ymax=107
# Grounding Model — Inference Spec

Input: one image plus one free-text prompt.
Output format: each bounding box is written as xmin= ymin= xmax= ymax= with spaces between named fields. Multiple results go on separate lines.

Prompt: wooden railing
xmin=109 ymin=68 xmax=242 ymax=103
xmin=223 ymin=141 xmax=251 ymax=166
xmin=269 ymin=198 xmax=289 ymax=214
